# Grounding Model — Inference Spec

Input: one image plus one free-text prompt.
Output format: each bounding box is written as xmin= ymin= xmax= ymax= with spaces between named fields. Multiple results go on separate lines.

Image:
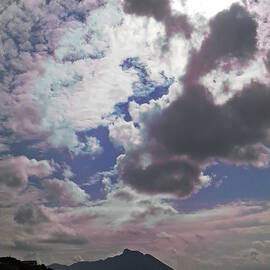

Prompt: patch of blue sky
xmin=9 ymin=126 xmax=123 ymax=192
xmin=72 ymin=126 xmax=123 ymax=183
xmin=178 ymin=162 xmax=270 ymax=212
xmin=83 ymin=171 xmax=119 ymax=201
xmin=114 ymin=57 xmax=174 ymax=121
xmin=121 ymin=57 xmax=174 ymax=98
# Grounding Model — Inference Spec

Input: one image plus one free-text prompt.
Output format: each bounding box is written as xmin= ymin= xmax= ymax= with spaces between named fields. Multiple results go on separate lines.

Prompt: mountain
xmin=49 ymin=249 xmax=174 ymax=270
xmin=0 ymin=256 xmax=53 ymax=270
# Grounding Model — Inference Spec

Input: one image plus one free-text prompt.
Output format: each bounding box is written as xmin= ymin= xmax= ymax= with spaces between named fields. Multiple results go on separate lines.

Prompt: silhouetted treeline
xmin=0 ymin=257 xmax=53 ymax=270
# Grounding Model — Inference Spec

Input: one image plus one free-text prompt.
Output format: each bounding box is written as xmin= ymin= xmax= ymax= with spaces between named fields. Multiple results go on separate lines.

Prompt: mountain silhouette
xmin=49 ymin=249 xmax=174 ymax=270
xmin=0 ymin=256 xmax=53 ymax=270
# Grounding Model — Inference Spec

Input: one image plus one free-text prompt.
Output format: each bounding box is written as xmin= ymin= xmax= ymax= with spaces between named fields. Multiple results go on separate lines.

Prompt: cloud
xmin=42 ymin=178 xmax=89 ymax=205
xmin=119 ymin=81 xmax=270 ymax=196
xmin=148 ymin=82 xmax=270 ymax=163
xmin=115 ymin=3 xmax=267 ymax=197
xmin=0 ymin=156 xmax=55 ymax=189
xmin=123 ymin=0 xmax=193 ymax=40
xmin=113 ymin=190 xmax=135 ymax=202
xmin=118 ymin=153 xmax=202 ymax=197
xmin=123 ymin=0 xmax=171 ymax=22
xmin=39 ymin=232 xmax=88 ymax=245
xmin=109 ymin=117 xmax=142 ymax=151
xmin=184 ymin=4 xmax=258 ymax=84
xmin=0 ymin=0 xmax=113 ymax=156
xmin=14 ymin=204 xmax=50 ymax=225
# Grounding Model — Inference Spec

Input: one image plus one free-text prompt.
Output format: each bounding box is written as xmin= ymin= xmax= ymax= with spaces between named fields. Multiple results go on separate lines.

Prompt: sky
xmin=1 ymin=0 xmax=270 ymax=269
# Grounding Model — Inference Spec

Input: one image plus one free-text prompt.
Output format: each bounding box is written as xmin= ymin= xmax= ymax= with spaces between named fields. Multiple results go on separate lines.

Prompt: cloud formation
xmin=43 ymin=178 xmax=89 ymax=205
xmin=118 ymin=153 xmax=202 ymax=197
xmin=0 ymin=156 xmax=54 ymax=189
xmin=123 ymin=0 xmax=193 ymax=40
xmin=184 ymin=4 xmax=258 ymax=84
xmin=148 ymin=82 xmax=270 ymax=164
xmin=14 ymin=204 xmax=50 ymax=225
xmin=39 ymin=232 xmax=88 ymax=246
xmin=117 ymin=4 xmax=269 ymax=197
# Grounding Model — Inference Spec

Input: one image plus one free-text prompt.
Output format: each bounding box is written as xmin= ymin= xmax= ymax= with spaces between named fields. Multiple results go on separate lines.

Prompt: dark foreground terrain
xmin=49 ymin=249 xmax=174 ymax=270
xmin=0 ymin=249 xmax=174 ymax=270
xmin=0 ymin=257 xmax=52 ymax=270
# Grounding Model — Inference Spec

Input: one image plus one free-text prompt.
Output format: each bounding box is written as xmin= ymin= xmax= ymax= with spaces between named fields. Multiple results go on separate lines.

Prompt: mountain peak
xmin=49 ymin=249 xmax=174 ymax=270
xmin=122 ymin=248 xmax=143 ymax=256
xmin=123 ymin=248 xmax=132 ymax=254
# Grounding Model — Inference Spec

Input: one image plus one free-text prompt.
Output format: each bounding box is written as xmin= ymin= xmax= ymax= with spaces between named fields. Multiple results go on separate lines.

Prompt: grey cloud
xmin=123 ymin=0 xmax=193 ymax=40
xmin=0 ymin=156 xmax=54 ymax=189
xmin=148 ymin=82 xmax=270 ymax=162
xmin=184 ymin=4 xmax=258 ymax=84
xmin=130 ymin=202 xmax=176 ymax=223
xmin=123 ymin=0 xmax=171 ymax=21
xmin=0 ymin=165 xmax=26 ymax=188
xmin=119 ymin=82 xmax=270 ymax=197
xmin=14 ymin=204 xmax=50 ymax=225
xmin=12 ymin=240 xmax=45 ymax=252
xmin=264 ymin=50 xmax=270 ymax=72
xmin=40 ymin=232 xmax=88 ymax=245
xmin=118 ymin=5 xmax=266 ymax=197
xmin=0 ymin=2 xmax=49 ymax=93
xmin=42 ymin=178 xmax=89 ymax=205
xmin=118 ymin=149 xmax=201 ymax=197
xmin=205 ymin=4 xmax=257 ymax=58
xmin=113 ymin=190 xmax=134 ymax=202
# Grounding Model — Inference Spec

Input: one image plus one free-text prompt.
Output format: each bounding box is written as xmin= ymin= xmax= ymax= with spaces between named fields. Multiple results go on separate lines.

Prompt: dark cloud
xmin=123 ymin=0 xmax=193 ymax=40
xmin=40 ymin=232 xmax=88 ymax=245
xmin=14 ymin=204 xmax=50 ymax=225
xmin=148 ymin=82 xmax=270 ymax=162
xmin=118 ymin=149 xmax=201 ymax=197
xmin=164 ymin=14 xmax=193 ymax=39
xmin=0 ymin=165 xmax=26 ymax=188
xmin=264 ymin=50 xmax=270 ymax=72
xmin=119 ymin=82 xmax=270 ymax=197
xmin=184 ymin=4 xmax=258 ymax=84
xmin=12 ymin=240 xmax=45 ymax=252
xmin=123 ymin=0 xmax=171 ymax=21
xmin=118 ymin=5 xmax=267 ymax=197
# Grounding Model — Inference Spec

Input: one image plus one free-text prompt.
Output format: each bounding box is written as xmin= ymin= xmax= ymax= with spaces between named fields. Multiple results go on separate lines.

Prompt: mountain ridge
xmin=49 ymin=249 xmax=174 ymax=270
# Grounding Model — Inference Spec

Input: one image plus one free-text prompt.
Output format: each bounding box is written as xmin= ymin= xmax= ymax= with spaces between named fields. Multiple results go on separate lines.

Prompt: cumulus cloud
xmin=0 ymin=0 xmax=112 ymax=155
xmin=184 ymin=4 xmax=258 ymax=84
xmin=119 ymin=81 xmax=270 ymax=197
xmin=42 ymin=178 xmax=89 ymax=205
xmin=123 ymin=0 xmax=193 ymax=41
xmin=0 ymin=156 xmax=55 ymax=189
xmin=116 ymin=4 xmax=269 ymax=197
xmin=14 ymin=204 xmax=50 ymax=225
xmin=118 ymin=153 xmax=202 ymax=197
xmin=148 ymin=82 xmax=270 ymax=163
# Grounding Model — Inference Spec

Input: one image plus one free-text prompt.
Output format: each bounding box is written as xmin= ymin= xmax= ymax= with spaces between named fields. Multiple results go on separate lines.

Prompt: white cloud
xmin=172 ymin=0 xmax=241 ymax=19
xmin=200 ymin=57 xmax=270 ymax=105
xmin=43 ymin=178 xmax=89 ymax=205
xmin=109 ymin=117 xmax=142 ymax=151
xmin=0 ymin=156 xmax=55 ymax=189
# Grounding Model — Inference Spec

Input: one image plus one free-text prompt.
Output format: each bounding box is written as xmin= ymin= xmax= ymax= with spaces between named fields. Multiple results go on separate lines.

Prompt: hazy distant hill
xmin=49 ymin=249 xmax=174 ymax=270
xmin=0 ymin=257 xmax=53 ymax=270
